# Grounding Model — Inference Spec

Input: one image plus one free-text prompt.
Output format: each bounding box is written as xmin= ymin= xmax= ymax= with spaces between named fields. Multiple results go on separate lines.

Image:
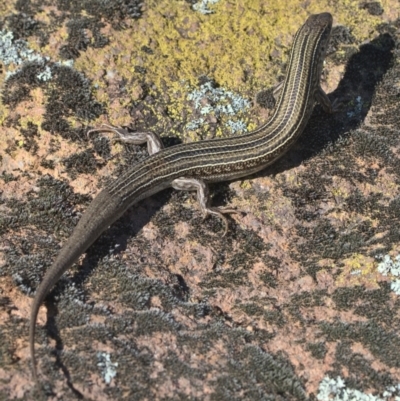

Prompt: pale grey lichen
xmin=186 ymin=117 xmax=205 ymax=131
xmin=37 ymin=65 xmax=53 ymax=81
xmin=226 ymin=119 xmax=248 ymax=134
xmin=56 ymin=59 xmax=75 ymax=68
xmin=0 ymin=30 xmax=46 ymax=66
xmin=377 ymin=254 xmax=400 ymax=295
xmin=97 ymin=352 xmax=118 ymax=384
xmin=383 ymin=384 xmax=400 ymax=400
xmin=187 ymin=81 xmax=250 ymax=133
xmin=390 ymin=279 xmax=400 ymax=295
xmin=192 ymin=0 xmax=220 ymax=14
xmin=0 ymin=30 xmax=74 ymax=83
xmin=350 ymin=269 xmax=362 ymax=276
xmin=317 ymin=376 xmax=400 ymax=401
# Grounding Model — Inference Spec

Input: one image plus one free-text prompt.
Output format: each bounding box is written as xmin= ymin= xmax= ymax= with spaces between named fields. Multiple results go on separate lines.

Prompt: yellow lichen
xmin=78 ymin=0 xmax=383 ymax=138
xmin=0 ymin=97 xmax=10 ymax=127
xmin=336 ymin=253 xmax=380 ymax=288
xmin=1 ymin=0 xmax=390 ymax=143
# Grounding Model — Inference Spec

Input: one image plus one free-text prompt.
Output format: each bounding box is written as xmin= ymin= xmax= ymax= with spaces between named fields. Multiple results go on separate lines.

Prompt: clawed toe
xmin=204 ymin=207 xmax=242 ymax=236
xmin=87 ymin=123 xmax=126 ymax=138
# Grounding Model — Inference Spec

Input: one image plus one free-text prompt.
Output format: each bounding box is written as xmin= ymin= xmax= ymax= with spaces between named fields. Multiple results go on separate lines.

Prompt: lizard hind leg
xmin=172 ymin=177 xmax=238 ymax=236
xmin=87 ymin=123 xmax=164 ymax=155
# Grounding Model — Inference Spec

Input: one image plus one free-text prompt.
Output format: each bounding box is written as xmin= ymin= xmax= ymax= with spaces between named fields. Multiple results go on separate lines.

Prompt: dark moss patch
xmin=2 ymin=62 xmax=104 ymax=143
xmin=295 ymin=218 xmax=374 ymax=261
xmin=320 ymin=320 xmax=400 ymax=368
xmin=332 ymin=284 xmax=396 ymax=327
xmin=256 ymin=88 xmax=276 ymax=109
xmin=259 ymin=270 xmax=278 ymax=288
xmin=5 ymin=12 xmax=41 ymax=40
xmin=55 ymin=0 xmax=143 ymax=25
xmin=237 ymin=302 xmax=264 ymax=317
xmin=211 ymin=345 xmax=307 ymax=401
xmin=0 ymin=175 xmax=91 ymax=292
xmin=360 ymin=2 xmax=384 ymax=16
xmin=40 ymin=159 xmax=55 ymax=169
xmin=18 ymin=121 xmax=39 ymax=154
xmin=91 ymin=136 xmax=112 ymax=159
xmin=59 ymin=18 xmax=109 ymax=59
xmin=282 ymin=170 xmax=332 ymax=222
xmin=334 ymin=341 xmax=395 ymax=391
xmin=306 ymin=342 xmax=327 ymax=360
xmin=0 ymin=172 xmax=17 ymax=183
xmin=286 ymin=290 xmax=327 ymax=324
xmin=62 ymin=149 xmax=101 ymax=178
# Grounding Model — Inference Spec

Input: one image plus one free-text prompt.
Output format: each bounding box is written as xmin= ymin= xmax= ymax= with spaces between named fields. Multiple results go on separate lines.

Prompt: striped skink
xmin=30 ymin=12 xmax=335 ymax=383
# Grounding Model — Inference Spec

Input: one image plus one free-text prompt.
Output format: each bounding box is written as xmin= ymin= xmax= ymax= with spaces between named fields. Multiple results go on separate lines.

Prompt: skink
xmin=30 ymin=12 xmax=335 ymax=383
